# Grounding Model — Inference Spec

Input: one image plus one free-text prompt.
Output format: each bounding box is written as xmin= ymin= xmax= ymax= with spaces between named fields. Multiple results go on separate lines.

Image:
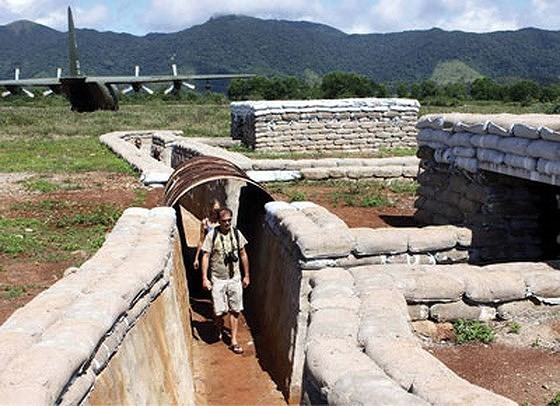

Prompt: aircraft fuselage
xmin=61 ymin=78 xmax=118 ymax=112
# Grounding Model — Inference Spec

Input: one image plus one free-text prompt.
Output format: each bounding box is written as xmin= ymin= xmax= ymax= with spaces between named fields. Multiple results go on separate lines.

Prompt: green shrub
xmin=453 ymin=319 xmax=496 ymax=344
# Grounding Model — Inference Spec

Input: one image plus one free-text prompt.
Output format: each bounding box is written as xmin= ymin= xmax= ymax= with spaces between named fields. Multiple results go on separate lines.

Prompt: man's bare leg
xmin=230 ymin=311 xmax=239 ymax=345
xmin=215 ymin=314 xmax=225 ymax=341
xmin=229 ymin=311 xmax=243 ymax=353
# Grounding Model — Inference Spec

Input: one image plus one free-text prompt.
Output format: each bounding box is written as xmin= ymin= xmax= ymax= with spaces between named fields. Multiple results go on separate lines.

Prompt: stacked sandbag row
xmin=303 ymin=266 xmax=518 ymax=405
xmin=264 ymin=202 xmax=473 ymax=270
xmin=231 ymin=98 xmax=420 ymax=152
xmin=417 ymin=113 xmax=560 ymax=185
xmin=251 ymin=156 xmax=419 ymax=182
xmin=415 ymin=114 xmax=560 ymax=262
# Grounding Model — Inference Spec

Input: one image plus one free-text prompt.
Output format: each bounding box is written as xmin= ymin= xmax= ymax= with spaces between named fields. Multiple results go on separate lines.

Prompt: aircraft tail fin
xmin=68 ymin=7 xmax=81 ymax=76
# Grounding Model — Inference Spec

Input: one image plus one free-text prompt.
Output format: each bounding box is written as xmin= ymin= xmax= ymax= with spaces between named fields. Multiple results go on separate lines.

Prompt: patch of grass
xmin=20 ymin=177 xmax=59 ymax=193
xmin=233 ymin=149 xmax=413 ymax=160
xmin=132 ymin=188 xmax=148 ymax=206
xmin=265 ymin=181 xmax=308 ymax=202
xmin=11 ymin=199 xmax=69 ymax=212
xmin=378 ymin=147 xmax=417 ymax=157
xmin=55 ymin=204 xmax=121 ymax=228
xmin=387 ymin=180 xmax=418 ymax=195
xmin=288 ymin=190 xmax=307 ymax=202
xmin=419 ymin=100 xmax=560 ymax=116
xmin=453 ymin=318 xmax=496 ymax=344
xmin=0 ymin=217 xmax=42 ymax=255
xmin=0 ymin=201 xmax=120 ymax=261
xmin=229 ymin=144 xmax=254 ymax=154
xmin=1 ymin=285 xmax=26 ymax=299
xmin=361 ymin=194 xmax=391 ymax=207
xmin=48 ymin=225 xmax=109 ymax=253
xmin=61 ymin=179 xmax=84 ymax=190
xmin=332 ymin=181 xmax=392 ymax=207
xmin=0 ymin=103 xmax=232 ymax=174
xmin=0 ymin=138 xmax=134 ymax=173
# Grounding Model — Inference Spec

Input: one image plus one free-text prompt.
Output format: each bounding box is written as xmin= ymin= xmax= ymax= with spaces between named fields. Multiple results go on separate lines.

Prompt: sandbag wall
xmin=231 ymin=98 xmax=420 ymax=152
xmin=255 ymin=201 xmax=477 ymax=402
xmin=258 ymin=201 xmax=560 ymax=404
xmin=0 ymin=208 xmax=195 ymax=405
xmin=416 ymin=114 xmax=560 ymax=263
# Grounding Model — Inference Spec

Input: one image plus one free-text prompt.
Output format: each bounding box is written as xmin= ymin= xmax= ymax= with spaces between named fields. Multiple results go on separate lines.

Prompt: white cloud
xmin=141 ymin=0 xmax=327 ymax=32
xmin=1 ymin=0 xmax=560 ymax=35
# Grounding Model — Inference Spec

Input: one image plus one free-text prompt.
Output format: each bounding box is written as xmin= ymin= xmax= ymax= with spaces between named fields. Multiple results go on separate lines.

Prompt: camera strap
xmin=211 ymin=227 xmax=240 ymax=256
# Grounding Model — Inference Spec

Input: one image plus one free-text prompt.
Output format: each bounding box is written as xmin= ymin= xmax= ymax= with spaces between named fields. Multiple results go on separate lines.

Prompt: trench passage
xmin=180 ymin=208 xmax=286 ymax=405
xmin=165 ymin=156 xmax=287 ymax=404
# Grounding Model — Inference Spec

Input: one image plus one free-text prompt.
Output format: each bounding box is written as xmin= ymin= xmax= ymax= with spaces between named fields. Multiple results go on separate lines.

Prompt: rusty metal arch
xmin=164 ymin=156 xmax=273 ymax=207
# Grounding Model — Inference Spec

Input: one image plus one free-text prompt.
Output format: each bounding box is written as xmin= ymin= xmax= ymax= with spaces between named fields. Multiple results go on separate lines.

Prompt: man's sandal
xmin=229 ymin=344 xmax=243 ymax=354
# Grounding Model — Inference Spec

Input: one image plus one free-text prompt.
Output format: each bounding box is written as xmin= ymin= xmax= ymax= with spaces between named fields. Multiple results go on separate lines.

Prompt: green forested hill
xmin=1 ymin=15 xmax=560 ymax=84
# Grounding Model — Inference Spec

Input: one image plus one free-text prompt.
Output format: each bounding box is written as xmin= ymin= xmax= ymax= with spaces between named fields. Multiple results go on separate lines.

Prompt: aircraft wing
xmin=86 ymin=73 xmax=255 ymax=85
xmin=0 ymin=77 xmax=62 ymax=87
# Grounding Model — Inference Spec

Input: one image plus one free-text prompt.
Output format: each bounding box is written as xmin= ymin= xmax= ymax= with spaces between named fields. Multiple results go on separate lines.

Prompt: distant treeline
xmin=228 ymin=72 xmax=560 ymax=106
xmin=4 ymin=71 xmax=560 ymax=111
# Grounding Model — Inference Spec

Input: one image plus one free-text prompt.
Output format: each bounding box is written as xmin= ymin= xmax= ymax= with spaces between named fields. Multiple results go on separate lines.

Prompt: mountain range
xmin=1 ymin=15 xmax=560 ymax=85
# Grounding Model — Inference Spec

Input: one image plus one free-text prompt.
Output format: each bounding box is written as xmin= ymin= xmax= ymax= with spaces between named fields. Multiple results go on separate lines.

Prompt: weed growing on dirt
xmin=509 ymin=321 xmax=521 ymax=334
xmin=453 ymin=319 xmax=496 ymax=344
xmin=1 ymin=285 xmax=26 ymax=299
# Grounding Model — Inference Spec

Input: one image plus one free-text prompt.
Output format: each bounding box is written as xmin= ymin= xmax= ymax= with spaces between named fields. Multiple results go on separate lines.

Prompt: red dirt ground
xmin=1 ymin=172 xmax=559 ymax=405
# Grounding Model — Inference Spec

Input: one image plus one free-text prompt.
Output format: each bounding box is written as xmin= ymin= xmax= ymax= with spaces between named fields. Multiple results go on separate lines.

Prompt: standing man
xmin=201 ymin=207 xmax=250 ymax=354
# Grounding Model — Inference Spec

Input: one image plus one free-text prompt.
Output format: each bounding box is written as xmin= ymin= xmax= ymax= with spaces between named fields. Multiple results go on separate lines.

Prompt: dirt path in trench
xmin=190 ymin=299 xmax=286 ymax=405
xmin=180 ymin=208 xmax=286 ymax=405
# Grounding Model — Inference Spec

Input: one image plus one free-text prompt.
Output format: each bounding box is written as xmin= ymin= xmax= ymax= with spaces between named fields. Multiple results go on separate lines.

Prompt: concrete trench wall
xmin=230 ymin=98 xmax=420 ymax=152
xmin=0 ymin=207 xmax=194 ymax=404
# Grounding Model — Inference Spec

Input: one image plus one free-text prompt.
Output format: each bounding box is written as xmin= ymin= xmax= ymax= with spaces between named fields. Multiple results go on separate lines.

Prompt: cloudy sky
xmin=1 ymin=0 xmax=560 ymax=36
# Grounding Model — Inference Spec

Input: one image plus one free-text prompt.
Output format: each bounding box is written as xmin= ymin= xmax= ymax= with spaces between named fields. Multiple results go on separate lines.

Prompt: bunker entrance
xmin=164 ymin=157 xmax=288 ymax=403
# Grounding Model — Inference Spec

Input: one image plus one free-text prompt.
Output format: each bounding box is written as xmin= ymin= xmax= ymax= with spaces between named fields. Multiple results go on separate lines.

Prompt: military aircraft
xmin=0 ymin=7 xmax=254 ymax=112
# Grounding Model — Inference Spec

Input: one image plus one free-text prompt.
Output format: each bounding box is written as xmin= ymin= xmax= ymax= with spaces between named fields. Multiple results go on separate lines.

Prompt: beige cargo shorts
xmin=211 ymin=277 xmax=243 ymax=315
